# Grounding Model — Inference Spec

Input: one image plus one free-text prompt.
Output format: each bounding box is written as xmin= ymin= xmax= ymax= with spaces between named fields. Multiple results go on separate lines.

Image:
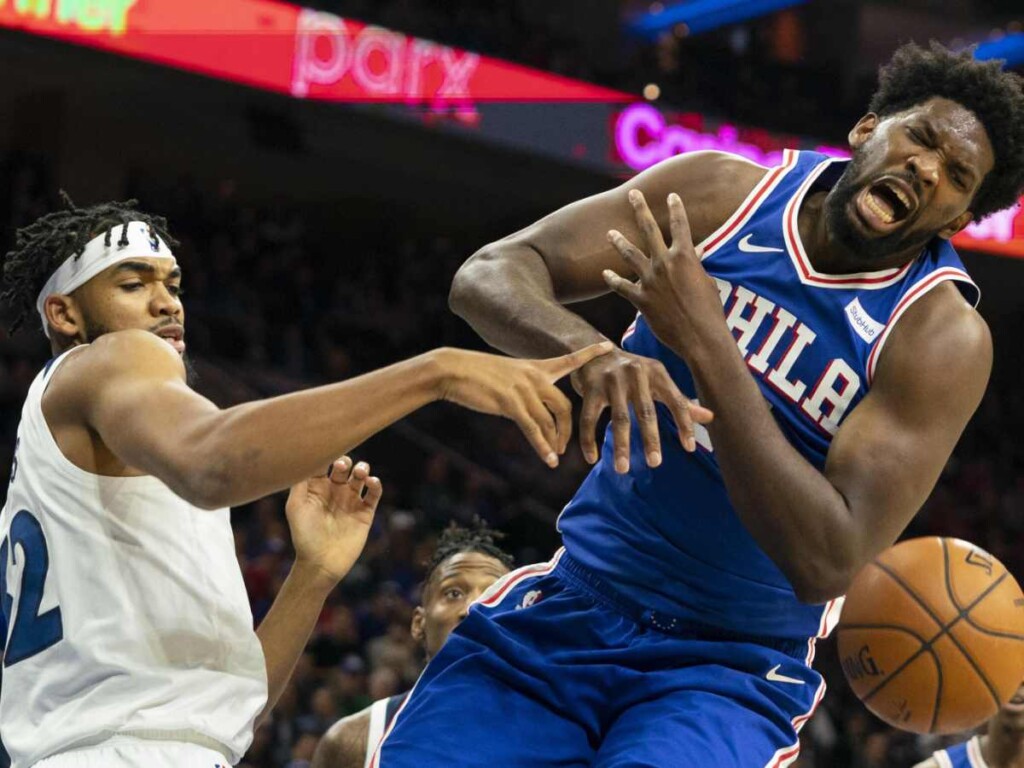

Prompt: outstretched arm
xmin=450 ymin=151 xmax=759 ymax=468
xmin=54 ymin=332 xmax=609 ymax=509
xmin=604 ymin=191 xmax=991 ymax=603
xmin=256 ymin=456 xmax=380 ymax=724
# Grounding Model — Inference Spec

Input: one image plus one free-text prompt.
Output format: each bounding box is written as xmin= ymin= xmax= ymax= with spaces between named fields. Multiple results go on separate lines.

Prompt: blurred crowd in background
xmin=2 ymin=1 xmax=1024 ymax=766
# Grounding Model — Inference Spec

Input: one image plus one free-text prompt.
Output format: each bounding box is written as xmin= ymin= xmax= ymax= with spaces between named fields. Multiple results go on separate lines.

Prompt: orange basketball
xmin=836 ymin=537 xmax=1024 ymax=734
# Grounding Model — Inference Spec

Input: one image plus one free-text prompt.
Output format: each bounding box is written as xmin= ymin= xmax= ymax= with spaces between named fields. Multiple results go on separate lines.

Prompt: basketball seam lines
xmin=941 ymin=539 xmax=1024 ymax=641
xmin=871 ymin=557 xmax=1006 ymax=714
xmin=852 ymin=562 xmax=945 ymax=709
xmin=854 ymin=563 xmax=949 ymax=708
xmin=838 ymin=619 xmax=943 ymax=727
xmin=939 ymin=540 xmax=1007 ymax=708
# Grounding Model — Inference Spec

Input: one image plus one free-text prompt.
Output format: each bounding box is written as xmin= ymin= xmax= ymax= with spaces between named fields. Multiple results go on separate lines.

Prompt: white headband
xmin=36 ymin=221 xmax=177 ymax=337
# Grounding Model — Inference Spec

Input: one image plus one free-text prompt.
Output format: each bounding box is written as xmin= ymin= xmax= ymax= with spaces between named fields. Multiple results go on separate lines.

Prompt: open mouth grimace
xmin=854 ymin=178 xmax=916 ymax=234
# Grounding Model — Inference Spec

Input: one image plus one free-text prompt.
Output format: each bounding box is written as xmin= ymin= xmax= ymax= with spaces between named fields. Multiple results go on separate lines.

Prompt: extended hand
xmin=571 ymin=348 xmax=713 ymax=473
xmin=285 ymin=456 xmax=381 ymax=587
xmin=603 ymin=190 xmax=727 ymax=359
xmin=438 ymin=341 xmax=614 ymax=467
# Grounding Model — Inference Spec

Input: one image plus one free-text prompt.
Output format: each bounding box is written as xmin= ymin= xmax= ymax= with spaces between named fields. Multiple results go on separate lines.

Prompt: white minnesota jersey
xmin=0 ymin=347 xmax=267 ymax=767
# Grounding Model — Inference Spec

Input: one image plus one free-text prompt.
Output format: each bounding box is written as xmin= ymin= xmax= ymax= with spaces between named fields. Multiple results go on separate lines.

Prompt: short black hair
xmin=1 ymin=192 xmax=178 ymax=334
xmin=423 ymin=519 xmax=514 ymax=589
xmin=867 ymin=41 xmax=1024 ymax=220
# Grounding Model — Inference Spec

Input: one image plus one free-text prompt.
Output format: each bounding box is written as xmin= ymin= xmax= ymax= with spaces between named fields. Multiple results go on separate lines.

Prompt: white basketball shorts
xmin=32 ymin=738 xmax=232 ymax=768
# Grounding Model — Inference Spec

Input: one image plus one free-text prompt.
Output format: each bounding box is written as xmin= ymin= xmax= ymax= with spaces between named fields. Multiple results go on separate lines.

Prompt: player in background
xmin=374 ymin=43 xmax=1024 ymax=766
xmin=311 ymin=521 xmax=513 ymax=768
xmin=0 ymin=197 xmax=610 ymax=768
xmin=913 ymin=683 xmax=1024 ymax=767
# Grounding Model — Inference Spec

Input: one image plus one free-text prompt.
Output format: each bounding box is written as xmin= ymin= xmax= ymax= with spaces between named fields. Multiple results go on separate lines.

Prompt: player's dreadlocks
xmin=868 ymin=41 xmax=1024 ymax=220
xmin=424 ymin=518 xmax=515 ymax=588
xmin=0 ymin=192 xmax=179 ymax=334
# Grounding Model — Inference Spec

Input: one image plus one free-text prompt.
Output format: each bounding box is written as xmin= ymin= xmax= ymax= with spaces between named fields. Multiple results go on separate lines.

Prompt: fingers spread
xmin=667 ymin=192 xmax=694 ymax=257
xmin=689 ymin=401 xmax=715 ymax=424
xmin=364 ymin=476 xmax=383 ymax=508
xmin=542 ymin=340 xmax=614 ymax=381
xmin=606 ymin=375 xmax=632 ymax=474
xmin=346 ymin=461 xmax=369 ymax=496
xmin=606 ymin=230 xmax=649 ymax=277
xmin=627 ymin=362 xmax=661 ymax=467
xmin=539 ymin=383 xmax=573 ymax=455
xmin=628 ymin=189 xmax=667 ymax=256
xmin=602 ymin=269 xmax=643 ymax=306
xmin=522 ymin=385 xmax=559 ymax=463
xmin=510 ymin=400 xmax=558 ymax=468
xmin=649 ymin=368 xmax=698 ymax=453
xmin=328 ymin=456 xmax=352 ymax=483
xmin=578 ymin=392 xmax=606 ymax=465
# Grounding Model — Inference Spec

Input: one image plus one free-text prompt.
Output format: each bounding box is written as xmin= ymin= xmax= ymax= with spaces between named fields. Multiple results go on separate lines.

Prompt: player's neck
xmin=981 ymin=728 xmax=1024 ymax=767
xmin=798 ymin=190 xmax=924 ymax=275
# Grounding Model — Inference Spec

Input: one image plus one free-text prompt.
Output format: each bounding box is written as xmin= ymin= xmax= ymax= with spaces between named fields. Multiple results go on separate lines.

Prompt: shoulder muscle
xmin=44 ymin=330 xmax=186 ymax=428
xmin=503 ymin=151 xmax=769 ymax=302
xmin=312 ymin=710 xmax=371 ymax=768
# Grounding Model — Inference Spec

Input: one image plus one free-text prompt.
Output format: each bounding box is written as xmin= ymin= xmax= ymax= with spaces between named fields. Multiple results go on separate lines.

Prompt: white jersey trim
xmin=782 ymin=159 xmax=915 ymax=290
xmin=762 ymin=676 xmax=828 ymax=768
xmin=967 ymin=735 xmax=990 ymax=768
xmin=698 ymin=149 xmax=799 ymax=258
xmin=364 ymin=699 xmax=390 ymax=768
xmin=865 ymin=267 xmax=980 ymax=385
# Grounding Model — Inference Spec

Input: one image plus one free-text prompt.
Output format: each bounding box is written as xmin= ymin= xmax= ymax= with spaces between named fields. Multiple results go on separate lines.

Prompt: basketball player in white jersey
xmin=914 ymin=682 xmax=1024 ymax=768
xmin=311 ymin=520 xmax=513 ymax=768
xmin=0 ymin=197 xmax=610 ymax=768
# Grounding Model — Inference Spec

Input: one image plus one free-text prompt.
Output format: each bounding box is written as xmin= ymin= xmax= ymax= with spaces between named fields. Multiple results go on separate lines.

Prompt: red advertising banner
xmin=0 ymin=0 xmax=630 ymax=103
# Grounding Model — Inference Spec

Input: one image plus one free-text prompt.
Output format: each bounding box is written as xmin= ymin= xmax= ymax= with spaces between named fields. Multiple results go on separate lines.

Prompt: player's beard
xmin=824 ymin=152 xmax=931 ymax=264
xmin=82 ymin=317 xmax=198 ymax=387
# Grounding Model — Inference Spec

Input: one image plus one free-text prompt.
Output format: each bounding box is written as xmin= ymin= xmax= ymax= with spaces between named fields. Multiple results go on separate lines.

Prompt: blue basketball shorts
xmin=371 ymin=549 xmax=827 ymax=767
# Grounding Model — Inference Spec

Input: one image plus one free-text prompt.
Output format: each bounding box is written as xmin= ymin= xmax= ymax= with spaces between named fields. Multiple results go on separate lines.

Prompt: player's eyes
xmin=168 ymin=285 xmax=184 ymax=297
xmin=444 ymin=588 xmax=465 ymax=600
xmin=121 ymin=282 xmax=144 ymax=292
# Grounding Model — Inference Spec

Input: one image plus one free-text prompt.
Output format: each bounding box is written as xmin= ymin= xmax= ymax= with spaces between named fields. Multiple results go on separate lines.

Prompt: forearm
xmin=198 ymin=353 xmax=442 ymax=508
xmin=255 ymin=560 xmax=335 ymax=725
xmin=686 ymin=328 xmax=856 ymax=601
xmin=450 ymin=246 xmax=608 ymax=358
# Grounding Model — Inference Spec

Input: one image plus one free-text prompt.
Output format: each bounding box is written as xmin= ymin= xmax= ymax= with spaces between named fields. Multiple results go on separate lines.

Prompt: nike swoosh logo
xmin=766 ymin=664 xmax=805 ymax=685
xmin=737 ymin=234 xmax=784 ymax=253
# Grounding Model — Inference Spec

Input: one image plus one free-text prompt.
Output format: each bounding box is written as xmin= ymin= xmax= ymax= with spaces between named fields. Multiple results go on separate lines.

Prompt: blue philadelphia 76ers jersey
xmin=557 ymin=149 xmax=979 ymax=643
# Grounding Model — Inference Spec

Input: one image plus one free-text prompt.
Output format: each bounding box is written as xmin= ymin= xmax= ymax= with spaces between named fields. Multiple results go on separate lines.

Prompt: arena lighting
xmin=629 ymin=0 xmax=809 ymax=38
xmin=973 ymin=31 xmax=1024 ymax=68
xmin=613 ymin=103 xmax=1024 ymax=259
xmin=0 ymin=0 xmax=631 ymax=102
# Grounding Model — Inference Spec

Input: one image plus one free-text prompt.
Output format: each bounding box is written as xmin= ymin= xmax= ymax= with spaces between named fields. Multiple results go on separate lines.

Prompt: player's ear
xmin=848 ymin=113 xmax=879 ymax=151
xmin=44 ymin=295 xmax=84 ymax=342
xmin=937 ymin=210 xmax=973 ymax=240
xmin=410 ymin=606 xmax=426 ymax=645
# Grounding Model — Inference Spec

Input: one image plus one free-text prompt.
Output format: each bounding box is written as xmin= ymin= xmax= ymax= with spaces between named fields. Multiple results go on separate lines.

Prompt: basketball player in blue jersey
xmin=915 ymin=683 xmax=1024 ymax=767
xmin=312 ymin=521 xmax=513 ymax=768
xmin=0 ymin=196 xmax=611 ymax=768
xmin=373 ymin=42 xmax=1024 ymax=767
